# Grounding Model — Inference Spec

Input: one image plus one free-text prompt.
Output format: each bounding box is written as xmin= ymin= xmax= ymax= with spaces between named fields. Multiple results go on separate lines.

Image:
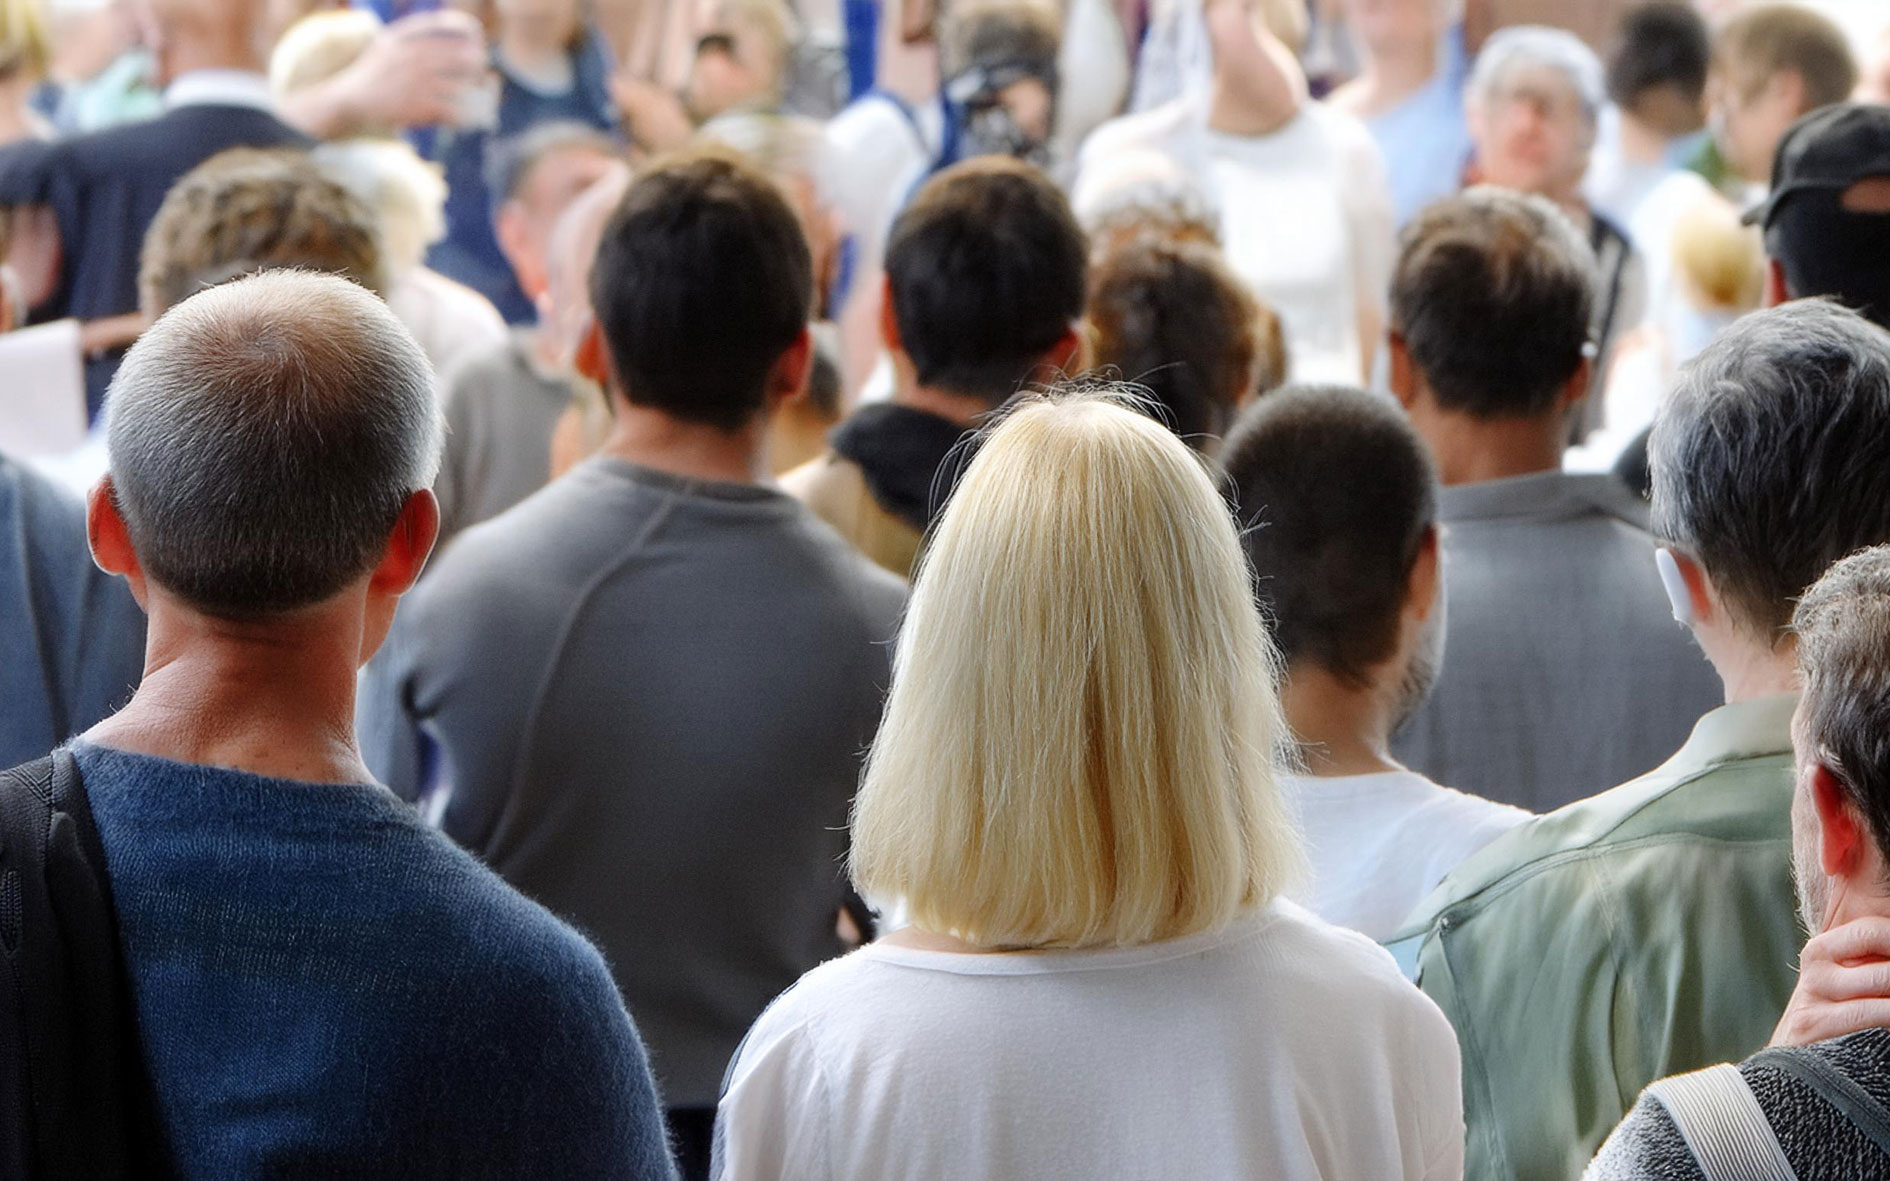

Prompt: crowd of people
xmin=2 ymin=0 xmax=1890 ymax=1177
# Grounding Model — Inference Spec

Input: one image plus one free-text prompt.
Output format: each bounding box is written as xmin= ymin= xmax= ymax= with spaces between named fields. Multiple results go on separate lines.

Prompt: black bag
xmin=0 ymin=750 xmax=168 ymax=1179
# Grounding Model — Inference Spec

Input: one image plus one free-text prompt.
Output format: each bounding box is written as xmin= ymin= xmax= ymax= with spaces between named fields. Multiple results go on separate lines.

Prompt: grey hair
xmin=106 ymin=270 xmax=443 ymax=619
xmin=1793 ymin=545 xmax=1890 ymax=864
xmin=1468 ymin=25 xmax=1607 ymax=123
xmin=1651 ymin=299 xmax=1890 ymax=641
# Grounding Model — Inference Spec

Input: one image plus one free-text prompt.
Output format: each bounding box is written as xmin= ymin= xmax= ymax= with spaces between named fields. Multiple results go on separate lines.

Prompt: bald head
xmin=106 ymin=271 xmax=442 ymax=619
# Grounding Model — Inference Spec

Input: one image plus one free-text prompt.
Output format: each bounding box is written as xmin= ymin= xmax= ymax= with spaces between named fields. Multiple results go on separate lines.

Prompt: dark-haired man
xmin=361 ymin=150 xmax=907 ymax=1180
xmin=1590 ymin=543 xmax=1890 ymax=1178
xmin=1386 ymin=188 xmax=1719 ymax=813
xmin=1222 ymin=385 xmax=1525 ymax=942
xmin=22 ymin=271 xmax=673 ymax=1174
xmin=1401 ymin=300 xmax=1890 ymax=1180
xmin=783 ymin=155 xmax=1085 ymax=578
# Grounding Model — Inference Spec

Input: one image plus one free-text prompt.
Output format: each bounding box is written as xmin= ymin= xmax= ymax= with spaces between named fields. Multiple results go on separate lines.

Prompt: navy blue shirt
xmin=0 ymin=457 xmax=143 ymax=770
xmin=0 ymin=104 xmax=310 ymax=417
xmin=74 ymin=742 xmax=676 ymax=1178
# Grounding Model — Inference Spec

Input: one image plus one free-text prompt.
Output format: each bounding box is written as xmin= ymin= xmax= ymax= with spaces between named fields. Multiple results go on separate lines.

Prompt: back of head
xmin=0 ymin=0 xmax=49 ymax=83
xmin=850 ymin=388 xmax=1300 ymax=949
xmin=886 ymin=157 xmax=1087 ymax=403
xmin=1086 ymin=237 xmax=1266 ymax=446
xmin=590 ymin=148 xmax=811 ymax=431
xmin=139 ymin=148 xmax=387 ymax=319
xmin=1391 ymin=187 xmax=1597 ymax=417
xmin=1759 ymin=104 xmax=1890 ymax=331
xmin=1222 ymin=385 xmax=1438 ymax=687
xmin=106 ymin=271 xmax=441 ymax=620
xmin=942 ymin=0 xmax=1060 ymax=81
xmin=1605 ymin=2 xmax=1709 ymax=127
xmin=1652 ymin=299 xmax=1890 ymax=644
xmin=1793 ymin=545 xmax=1890 ymax=863
xmin=1715 ymin=3 xmax=1857 ymax=115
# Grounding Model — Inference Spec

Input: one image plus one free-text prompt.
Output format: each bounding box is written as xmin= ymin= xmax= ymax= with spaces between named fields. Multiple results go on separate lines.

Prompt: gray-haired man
xmin=1590 ymin=544 xmax=1890 ymax=1177
xmin=1399 ymin=300 xmax=1890 ymax=1179
xmin=56 ymin=271 xmax=674 ymax=1175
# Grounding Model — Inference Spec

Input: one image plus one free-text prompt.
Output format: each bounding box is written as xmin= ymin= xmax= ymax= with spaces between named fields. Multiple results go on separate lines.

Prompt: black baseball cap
xmin=1743 ymin=103 xmax=1890 ymax=229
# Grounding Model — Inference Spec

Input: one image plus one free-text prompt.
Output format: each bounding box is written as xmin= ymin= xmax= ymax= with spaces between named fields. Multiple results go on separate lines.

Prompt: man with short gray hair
xmin=1398 ymin=299 xmax=1890 ymax=1179
xmin=1590 ymin=543 xmax=1890 ymax=1177
xmin=61 ymin=271 xmax=674 ymax=1175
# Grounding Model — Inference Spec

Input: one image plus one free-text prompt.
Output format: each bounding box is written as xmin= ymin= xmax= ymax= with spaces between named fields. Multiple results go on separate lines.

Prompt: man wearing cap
xmin=1748 ymin=102 xmax=1890 ymax=330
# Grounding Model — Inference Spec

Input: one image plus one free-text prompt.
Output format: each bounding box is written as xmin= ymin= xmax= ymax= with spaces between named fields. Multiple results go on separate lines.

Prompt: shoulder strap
xmin=0 ymin=755 xmax=58 ymax=1181
xmin=1749 ymin=1046 xmax=1890 ymax=1157
xmin=1648 ymin=1063 xmax=1799 ymax=1181
xmin=0 ymin=750 xmax=170 ymax=1179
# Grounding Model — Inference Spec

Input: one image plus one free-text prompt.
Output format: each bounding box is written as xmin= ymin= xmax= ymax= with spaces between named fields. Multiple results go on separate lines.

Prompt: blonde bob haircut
xmin=850 ymin=387 xmax=1302 ymax=949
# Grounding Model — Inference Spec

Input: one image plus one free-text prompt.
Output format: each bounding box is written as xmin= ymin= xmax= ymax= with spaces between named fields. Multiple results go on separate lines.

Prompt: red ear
xmin=575 ymin=316 xmax=610 ymax=389
xmin=1813 ymin=763 xmax=1866 ymax=879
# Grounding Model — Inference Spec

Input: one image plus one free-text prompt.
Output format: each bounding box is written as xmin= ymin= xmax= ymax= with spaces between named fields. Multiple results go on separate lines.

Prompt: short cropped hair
xmin=1716 ymin=3 xmax=1857 ymax=112
xmin=1469 ymin=25 xmax=1607 ymax=126
xmin=885 ymin=157 xmax=1087 ymax=402
xmin=1391 ymin=188 xmax=1597 ymax=418
xmin=1606 ymin=2 xmax=1709 ymax=111
xmin=1086 ymin=238 xmax=1267 ymax=447
xmin=106 ymin=271 xmax=442 ymax=619
xmin=851 ymin=388 xmax=1301 ymax=949
xmin=1794 ymin=545 xmax=1890 ymax=864
xmin=487 ymin=121 xmax=622 ymax=204
xmin=1652 ymin=300 xmax=1890 ymax=642
xmin=1222 ymin=386 xmax=1438 ymax=687
xmin=590 ymin=149 xmax=812 ymax=431
xmin=139 ymin=148 xmax=387 ymax=318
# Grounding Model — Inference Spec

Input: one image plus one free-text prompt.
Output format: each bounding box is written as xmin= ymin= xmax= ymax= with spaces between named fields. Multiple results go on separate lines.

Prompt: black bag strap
xmin=1749 ymin=1046 xmax=1890 ymax=1157
xmin=0 ymin=750 xmax=168 ymax=1179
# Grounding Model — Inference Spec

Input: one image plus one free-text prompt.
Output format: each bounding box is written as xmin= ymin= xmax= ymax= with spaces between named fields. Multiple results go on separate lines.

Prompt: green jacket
xmin=1393 ymin=696 xmax=1803 ymax=1180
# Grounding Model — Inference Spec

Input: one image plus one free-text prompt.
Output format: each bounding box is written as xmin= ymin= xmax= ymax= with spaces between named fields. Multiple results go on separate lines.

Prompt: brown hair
xmin=1086 ymin=238 xmax=1279 ymax=447
xmin=1716 ymin=3 xmax=1857 ymax=111
xmin=139 ymin=149 xmax=387 ymax=318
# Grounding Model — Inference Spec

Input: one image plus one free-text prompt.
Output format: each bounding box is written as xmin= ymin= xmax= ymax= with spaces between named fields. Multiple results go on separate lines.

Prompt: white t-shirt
xmin=1075 ymin=97 xmax=1395 ymax=386
xmin=1280 ymin=771 xmax=1529 ymax=942
xmin=716 ymin=900 xmax=1465 ymax=1181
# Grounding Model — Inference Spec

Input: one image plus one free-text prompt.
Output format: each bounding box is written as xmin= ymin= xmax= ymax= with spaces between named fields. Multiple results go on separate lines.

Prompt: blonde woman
xmin=714 ymin=390 xmax=1465 ymax=1181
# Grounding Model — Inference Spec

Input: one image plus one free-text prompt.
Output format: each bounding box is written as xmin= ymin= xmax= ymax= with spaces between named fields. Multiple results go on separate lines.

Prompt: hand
xmin=609 ymin=74 xmax=695 ymax=155
xmin=1771 ymin=917 xmax=1890 ymax=1047
xmin=287 ymin=10 xmax=490 ymax=138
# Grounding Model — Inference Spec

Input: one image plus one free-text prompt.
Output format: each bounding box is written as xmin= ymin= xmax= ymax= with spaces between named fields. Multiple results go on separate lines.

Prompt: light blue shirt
xmin=1365 ymin=28 xmax=1473 ymax=226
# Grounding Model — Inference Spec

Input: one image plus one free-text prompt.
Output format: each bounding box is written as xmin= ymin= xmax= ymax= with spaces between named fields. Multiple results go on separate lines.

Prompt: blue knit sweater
xmin=73 ymin=742 xmax=676 ymax=1179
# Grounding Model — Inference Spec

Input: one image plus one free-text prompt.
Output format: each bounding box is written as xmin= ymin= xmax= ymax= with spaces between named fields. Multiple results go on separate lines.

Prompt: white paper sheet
xmin=0 ymin=318 xmax=87 ymax=459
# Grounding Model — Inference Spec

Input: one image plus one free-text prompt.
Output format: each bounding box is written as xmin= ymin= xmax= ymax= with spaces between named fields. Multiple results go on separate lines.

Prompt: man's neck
xmin=1706 ymin=631 xmax=1800 ymax=705
xmin=894 ymin=382 xmax=999 ymax=429
xmin=1419 ymin=411 xmax=1565 ymax=486
xmin=498 ymin=32 xmax=569 ymax=76
xmin=86 ymin=601 xmax=371 ymax=785
xmin=600 ymin=399 xmax=769 ymax=485
xmin=1617 ymin=111 xmax=1670 ymax=166
xmin=161 ymin=34 xmax=265 ymax=85
xmin=1282 ymin=662 xmax=1403 ymax=778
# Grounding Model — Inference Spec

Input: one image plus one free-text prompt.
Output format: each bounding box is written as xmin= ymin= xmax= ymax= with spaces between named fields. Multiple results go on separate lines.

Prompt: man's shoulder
xmin=1401 ymin=746 xmax=1794 ymax=935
